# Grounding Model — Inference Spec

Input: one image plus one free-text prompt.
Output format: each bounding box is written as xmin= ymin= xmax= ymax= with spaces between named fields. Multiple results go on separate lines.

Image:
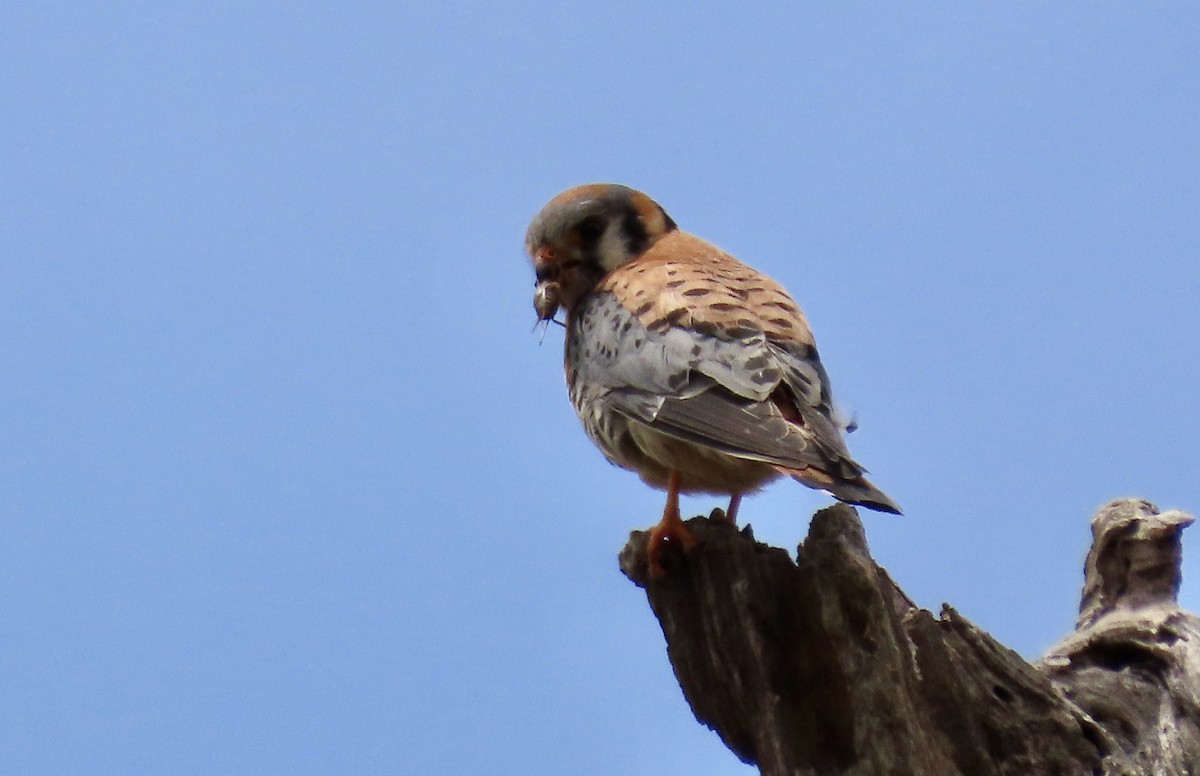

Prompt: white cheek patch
xmin=596 ymin=223 xmax=630 ymax=273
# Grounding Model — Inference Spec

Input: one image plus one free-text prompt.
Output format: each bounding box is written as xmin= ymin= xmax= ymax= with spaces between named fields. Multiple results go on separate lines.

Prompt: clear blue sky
xmin=2 ymin=4 xmax=1197 ymax=774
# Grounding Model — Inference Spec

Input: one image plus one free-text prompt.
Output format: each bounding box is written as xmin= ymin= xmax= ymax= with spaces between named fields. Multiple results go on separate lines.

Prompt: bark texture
xmin=619 ymin=499 xmax=1198 ymax=776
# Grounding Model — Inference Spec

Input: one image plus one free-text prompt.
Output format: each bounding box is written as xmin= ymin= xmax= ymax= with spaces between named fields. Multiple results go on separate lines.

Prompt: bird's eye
xmin=575 ymin=216 xmax=605 ymax=245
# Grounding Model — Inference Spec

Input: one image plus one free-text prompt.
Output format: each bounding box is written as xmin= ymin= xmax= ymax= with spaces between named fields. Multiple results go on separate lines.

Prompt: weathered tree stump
xmin=619 ymin=498 xmax=1198 ymax=775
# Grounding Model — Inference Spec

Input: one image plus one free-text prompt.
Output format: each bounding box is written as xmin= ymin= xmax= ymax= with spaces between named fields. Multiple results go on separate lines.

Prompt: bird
xmin=526 ymin=183 xmax=899 ymax=575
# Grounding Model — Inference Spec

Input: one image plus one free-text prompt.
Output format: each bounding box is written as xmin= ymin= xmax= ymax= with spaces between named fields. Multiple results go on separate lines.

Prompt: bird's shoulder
xmin=595 ymin=230 xmax=814 ymax=347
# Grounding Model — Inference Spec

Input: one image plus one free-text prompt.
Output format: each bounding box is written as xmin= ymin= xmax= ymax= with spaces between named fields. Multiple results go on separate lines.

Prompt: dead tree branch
xmin=619 ymin=499 xmax=1198 ymax=776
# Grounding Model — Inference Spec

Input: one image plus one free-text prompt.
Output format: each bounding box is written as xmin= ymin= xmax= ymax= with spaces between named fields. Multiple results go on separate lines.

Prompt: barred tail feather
xmin=779 ymin=466 xmax=902 ymax=515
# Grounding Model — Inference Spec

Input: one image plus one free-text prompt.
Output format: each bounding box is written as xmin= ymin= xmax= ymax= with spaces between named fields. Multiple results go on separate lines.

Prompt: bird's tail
xmin=779 ymin=465 xmax=902 ymax=515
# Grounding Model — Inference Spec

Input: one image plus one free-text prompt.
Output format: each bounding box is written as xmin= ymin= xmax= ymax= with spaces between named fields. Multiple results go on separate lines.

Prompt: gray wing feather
xmin=649 ymin=392 xmax=836 ymax=470
xmin=569 ymin=292 xmax=853 ymax=469
xmin=570 ymin=293 xmax=782 ymax=400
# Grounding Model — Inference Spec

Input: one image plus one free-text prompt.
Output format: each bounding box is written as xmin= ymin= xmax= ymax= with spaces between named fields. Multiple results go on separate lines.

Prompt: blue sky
xmin=2 ymin=4 xmax=1197 ymax=774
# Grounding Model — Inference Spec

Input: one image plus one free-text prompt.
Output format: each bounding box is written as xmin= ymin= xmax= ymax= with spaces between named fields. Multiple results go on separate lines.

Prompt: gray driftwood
xmin=619 ymin=499 xmax=1199 ymax=776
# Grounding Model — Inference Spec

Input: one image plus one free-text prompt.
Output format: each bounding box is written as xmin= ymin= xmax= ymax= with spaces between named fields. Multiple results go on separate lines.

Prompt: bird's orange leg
xmin=647 ymin=470 xmax=696 ymax=577
xmin=724 ymin=492 xmax=742 ymax=524
xmin=709 ymin=492 xmax=740 ymax=524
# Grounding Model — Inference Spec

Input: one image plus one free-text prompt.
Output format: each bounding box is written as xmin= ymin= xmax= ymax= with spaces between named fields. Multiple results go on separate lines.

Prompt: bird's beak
xmin=532 ymin=247 xmax=556 ymax=280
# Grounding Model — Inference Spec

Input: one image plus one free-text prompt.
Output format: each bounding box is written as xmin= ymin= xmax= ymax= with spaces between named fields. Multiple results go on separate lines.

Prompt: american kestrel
xmin=527 ymin=184 xmax=899 ymax=575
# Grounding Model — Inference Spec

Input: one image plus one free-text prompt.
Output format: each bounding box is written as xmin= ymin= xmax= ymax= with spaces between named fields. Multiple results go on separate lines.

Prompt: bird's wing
xmin=569 ymin=232 xmax=856 ymax=472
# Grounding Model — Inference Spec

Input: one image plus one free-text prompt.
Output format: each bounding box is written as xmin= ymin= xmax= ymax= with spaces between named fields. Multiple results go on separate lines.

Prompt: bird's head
xmin=525 ymin=184 xmax=677 ymax=321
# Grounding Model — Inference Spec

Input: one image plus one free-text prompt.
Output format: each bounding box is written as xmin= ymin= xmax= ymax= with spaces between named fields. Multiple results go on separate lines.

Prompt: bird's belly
xmin=618 ymin=422 xmax=780 ymax=495
xmin=572 ymin=387 xmax=780 ymax=495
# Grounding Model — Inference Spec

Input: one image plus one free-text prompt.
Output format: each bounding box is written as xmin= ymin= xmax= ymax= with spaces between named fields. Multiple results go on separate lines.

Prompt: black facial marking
xmin=576 ymin=215 xmax=606 ymax=247
xmin=620 ymin=207 xmax=649 ymax=255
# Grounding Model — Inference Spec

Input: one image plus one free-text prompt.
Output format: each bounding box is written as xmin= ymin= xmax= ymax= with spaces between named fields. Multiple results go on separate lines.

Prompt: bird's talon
xmin=646 ymin=517 xmax=696 ymax=578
